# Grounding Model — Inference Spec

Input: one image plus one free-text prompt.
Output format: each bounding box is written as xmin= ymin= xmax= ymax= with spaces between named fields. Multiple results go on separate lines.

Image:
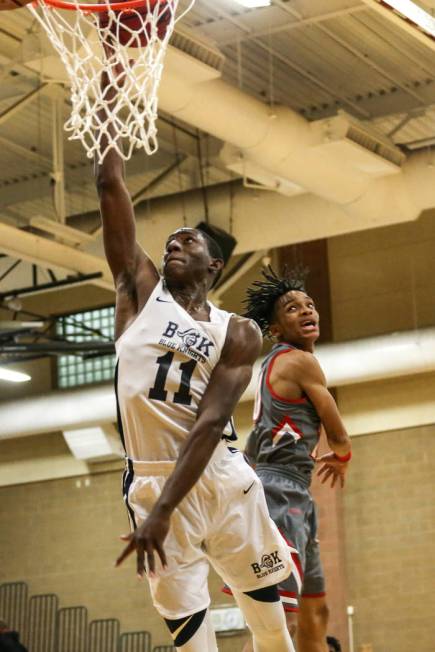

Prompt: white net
xmin=28 ymin=0 xmax=194 ymax=162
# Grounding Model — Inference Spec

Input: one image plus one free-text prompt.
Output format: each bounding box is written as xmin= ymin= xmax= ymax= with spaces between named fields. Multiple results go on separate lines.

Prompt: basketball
xmin=0 ymin=0 xmax=33 ymax=10
xmin=100 ymin=0 xmax=172 ymax=48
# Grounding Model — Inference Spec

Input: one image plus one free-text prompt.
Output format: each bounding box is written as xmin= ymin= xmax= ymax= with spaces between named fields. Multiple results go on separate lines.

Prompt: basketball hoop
xmin=28 ymin=0 xmax=195 ymax=162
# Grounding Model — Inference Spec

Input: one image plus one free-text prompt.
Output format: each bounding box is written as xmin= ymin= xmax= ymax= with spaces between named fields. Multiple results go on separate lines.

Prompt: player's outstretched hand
xmin=315 ymin=452 xmax=349 ymax=489
xmin=115 ymin=509 xmax=169 ymax=578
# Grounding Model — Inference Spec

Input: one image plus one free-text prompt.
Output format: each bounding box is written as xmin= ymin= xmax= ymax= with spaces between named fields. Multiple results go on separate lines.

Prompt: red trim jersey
xmin=245 ymin=343 xmax=321 ymax=487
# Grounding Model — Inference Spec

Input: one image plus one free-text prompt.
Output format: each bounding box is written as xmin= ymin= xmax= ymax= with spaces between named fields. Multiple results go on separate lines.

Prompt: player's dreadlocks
xmin=244 ymin=265 xmax=308 ymax=336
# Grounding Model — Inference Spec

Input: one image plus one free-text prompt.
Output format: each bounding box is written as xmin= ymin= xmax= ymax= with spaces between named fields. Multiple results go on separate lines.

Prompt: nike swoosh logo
xmin=156 ymin=297 xmax=172 ymax=303
xmin=243 ymin=482 xmax=255 ymax=495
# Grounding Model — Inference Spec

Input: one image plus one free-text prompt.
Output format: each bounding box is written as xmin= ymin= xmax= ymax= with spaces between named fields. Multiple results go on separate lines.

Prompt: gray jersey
xmin=245 ymin=343 xmax=321 ymax=487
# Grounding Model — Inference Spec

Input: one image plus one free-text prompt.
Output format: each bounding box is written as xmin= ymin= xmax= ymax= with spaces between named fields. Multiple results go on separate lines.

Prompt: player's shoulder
xmin=224 ymin=315 xmax=262 ymax=360
xmin=277 ymin=347 xmax=319 ymax=372
xmin=229 ymin=314 xmax=262 ymax=340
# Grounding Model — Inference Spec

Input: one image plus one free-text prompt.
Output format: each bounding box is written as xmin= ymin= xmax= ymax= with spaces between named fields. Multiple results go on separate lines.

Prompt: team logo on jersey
xmin=251 ymin=550 xmax=285 ymax=579
xmin=177 ymin=328 xmax=203 ymax=348
xmin=159 ymin=321 xmax=214 ymax=362
xmin=271 ymin=417 xmax=303 ymax=447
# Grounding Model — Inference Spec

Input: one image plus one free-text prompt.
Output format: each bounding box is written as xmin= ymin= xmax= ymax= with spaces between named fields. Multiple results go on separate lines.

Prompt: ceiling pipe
xmin=11 ymin=38 xmax=435 ymax=269
xmin=159 ymin=67 xmax=368 ymax=205
xmin=157 ymin=48 xmax=435 ymax=222
xmin=1 ymin=327 xmax=435 ymax=440
xmin=22 ymin=36 xmax=435 ymax=224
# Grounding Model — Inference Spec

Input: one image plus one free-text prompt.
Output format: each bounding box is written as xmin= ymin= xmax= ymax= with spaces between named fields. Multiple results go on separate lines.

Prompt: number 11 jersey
xmin=115 ymin=278 xmax=235 ymax=462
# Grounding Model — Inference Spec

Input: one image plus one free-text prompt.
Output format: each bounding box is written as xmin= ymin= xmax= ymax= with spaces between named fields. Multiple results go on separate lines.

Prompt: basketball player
xmin=94 ymin=73 xmax=295 ymax=652
xmin=240 ymin=267 xmax=352 ymax=652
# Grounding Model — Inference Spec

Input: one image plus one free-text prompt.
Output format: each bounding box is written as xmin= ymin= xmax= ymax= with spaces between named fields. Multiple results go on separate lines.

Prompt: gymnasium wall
xmin=328 ymin=210 xmax=435 ymax=652
xmin=328 ymin=208 xmax=435 ymax=340
xmin=343 ymin=425 xmax=435 ymax=652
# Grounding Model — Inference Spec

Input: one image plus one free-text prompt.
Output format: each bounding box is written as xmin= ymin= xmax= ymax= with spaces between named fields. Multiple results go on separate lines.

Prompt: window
xmin=56 ymin=306 xmax=115 ymax=388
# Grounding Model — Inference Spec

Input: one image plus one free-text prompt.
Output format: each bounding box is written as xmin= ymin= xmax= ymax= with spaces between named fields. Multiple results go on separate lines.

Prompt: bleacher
xmin=0 ymin=582 xmax=175 ymax=652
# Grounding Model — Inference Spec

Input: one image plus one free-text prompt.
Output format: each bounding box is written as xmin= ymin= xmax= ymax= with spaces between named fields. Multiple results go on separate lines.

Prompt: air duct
xmin=21 ymin=23 xmax=435 ymax=229
xmin=157 ymin=37 xmax=434 ymax=222
xmin=1 ymin=328 xmax=435 ymax=440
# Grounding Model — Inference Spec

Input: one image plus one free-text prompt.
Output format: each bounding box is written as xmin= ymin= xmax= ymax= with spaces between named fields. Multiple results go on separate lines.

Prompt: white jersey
xmin=115 ymin=279 xmax=235 ymax=462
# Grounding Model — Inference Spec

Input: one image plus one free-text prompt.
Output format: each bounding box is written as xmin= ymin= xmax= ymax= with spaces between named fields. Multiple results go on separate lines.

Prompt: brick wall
xmin=343 ymin=425 xmax=435 ymax=652
xmin=311 ymin=466 xmax=349 ymax=651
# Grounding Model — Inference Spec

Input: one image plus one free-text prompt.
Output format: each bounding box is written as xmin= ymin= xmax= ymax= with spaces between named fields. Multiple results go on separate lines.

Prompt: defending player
xmin=242 ymin=267 xmax=352 ymax=652
xmin=95 ymin=73 xmax=295 ymax=652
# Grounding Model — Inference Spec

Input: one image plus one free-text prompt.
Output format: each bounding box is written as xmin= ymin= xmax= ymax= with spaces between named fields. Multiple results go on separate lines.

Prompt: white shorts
xmin=124 ymin=441 xmax=293 ymax=619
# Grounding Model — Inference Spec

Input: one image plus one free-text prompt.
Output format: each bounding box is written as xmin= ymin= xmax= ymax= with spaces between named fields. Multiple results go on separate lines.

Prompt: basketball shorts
xmin=123 ymin=441 xmax=293 ymax=620
xmin=256 ymin=466 xmax=326 ymax=613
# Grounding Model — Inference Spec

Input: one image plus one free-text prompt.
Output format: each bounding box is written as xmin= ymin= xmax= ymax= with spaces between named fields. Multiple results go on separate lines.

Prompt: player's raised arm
xmin=94 ymin=69 xmax=159 ymax=337
xmin=116 ymin=317 xmax=262 ymax=575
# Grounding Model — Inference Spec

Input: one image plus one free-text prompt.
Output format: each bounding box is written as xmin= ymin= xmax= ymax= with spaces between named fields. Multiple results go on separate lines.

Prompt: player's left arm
xmin=294 ymin=352 xmax=352 ymax=488
xmin=115 ymin=317 xmax=262 ymax=576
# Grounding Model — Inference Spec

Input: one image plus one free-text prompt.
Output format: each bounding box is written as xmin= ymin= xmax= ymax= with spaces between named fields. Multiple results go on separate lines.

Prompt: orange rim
xmin=35 ymin=0 xmax=168 ymax=12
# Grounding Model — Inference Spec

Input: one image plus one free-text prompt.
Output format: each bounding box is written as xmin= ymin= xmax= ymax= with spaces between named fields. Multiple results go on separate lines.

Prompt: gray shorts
xmin=256 ymin=466 xmax=326 ymax=612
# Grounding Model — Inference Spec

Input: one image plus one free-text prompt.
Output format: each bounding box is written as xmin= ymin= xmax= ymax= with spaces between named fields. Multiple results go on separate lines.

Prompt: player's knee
xmin=247 ymin=600 xmax=288 ymax=638
xmin=164 ymin=609 xmax=207 ymax=647
xmin=244 ymin=584 xmax=280 ymax=604
xmin=237 ymin=592 xmax=294 ymax=652
xmin=313 ymin=601 xmax=329 ymax=627
xmin=299 ymin=599 xmax=329 ymax=636
xmin=243 ymin=585 xmax=284 ymax=632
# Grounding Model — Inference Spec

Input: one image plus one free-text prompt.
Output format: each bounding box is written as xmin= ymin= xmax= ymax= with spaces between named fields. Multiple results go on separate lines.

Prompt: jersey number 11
xmin=149 ymin=352 xmax=197 ymax=406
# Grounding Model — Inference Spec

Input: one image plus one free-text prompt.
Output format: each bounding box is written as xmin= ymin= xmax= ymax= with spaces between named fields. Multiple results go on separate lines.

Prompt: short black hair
xmin=326 ymin=636 xmax=342 ymax=652
xmin=195 ymin=228 xmax=225 ymax=289
xmin=244 ymin=265 xmax=307 ymax=336
xmin=197 ymin=229 xmax=224 ymax=262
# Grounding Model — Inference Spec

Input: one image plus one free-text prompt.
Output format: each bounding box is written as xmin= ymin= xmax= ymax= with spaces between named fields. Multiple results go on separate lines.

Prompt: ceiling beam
xmin=30 ymin=216 xmax=94 ymax=246
xmin=132 ymin=155 xmax=188 ymax=206
xmin=219 ymin=4 xmax=368 ymax=45
xmin=0 ymin=175 xmax=53 ymax=210
xmin=194 ymin=0 xmax=370 ymax=119
xmin=0 ymin=84 xmax=48 ymax=127
xmin=0 ymin=134 xmax=51 ymax=167
xmin=210 ymin=249 xmax=267 ymax=303
xmin=0 ymin=147 xmax=179 ymax=210
xmin=0 ymin=271 xmax=104 ymax=301
xmin=0 ymin=222 xmax=113 ymax=291
xmin=276 ymin=1 xmax=428 ymax=107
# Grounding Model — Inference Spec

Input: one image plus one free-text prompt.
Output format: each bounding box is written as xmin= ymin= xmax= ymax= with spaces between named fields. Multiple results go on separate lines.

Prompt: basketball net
xmin=28 ymin=0 xmax=195 ymax=162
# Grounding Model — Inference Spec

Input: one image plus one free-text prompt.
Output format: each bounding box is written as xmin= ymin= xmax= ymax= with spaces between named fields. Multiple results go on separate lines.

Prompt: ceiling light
xmin=63 ymin=425 xmax=124 ymax=461
xmin=0 ymin=367 xmax=31 ymax=383
xmin=233 ymin=0 xmax=272 ymax=8
xmin=379 ymin=0 xmax=435 ymax=37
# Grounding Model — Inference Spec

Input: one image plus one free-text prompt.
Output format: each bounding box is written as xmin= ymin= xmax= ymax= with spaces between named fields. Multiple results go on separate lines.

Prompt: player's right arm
xmin=95 ymin=71 xmax=159 ymax=339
